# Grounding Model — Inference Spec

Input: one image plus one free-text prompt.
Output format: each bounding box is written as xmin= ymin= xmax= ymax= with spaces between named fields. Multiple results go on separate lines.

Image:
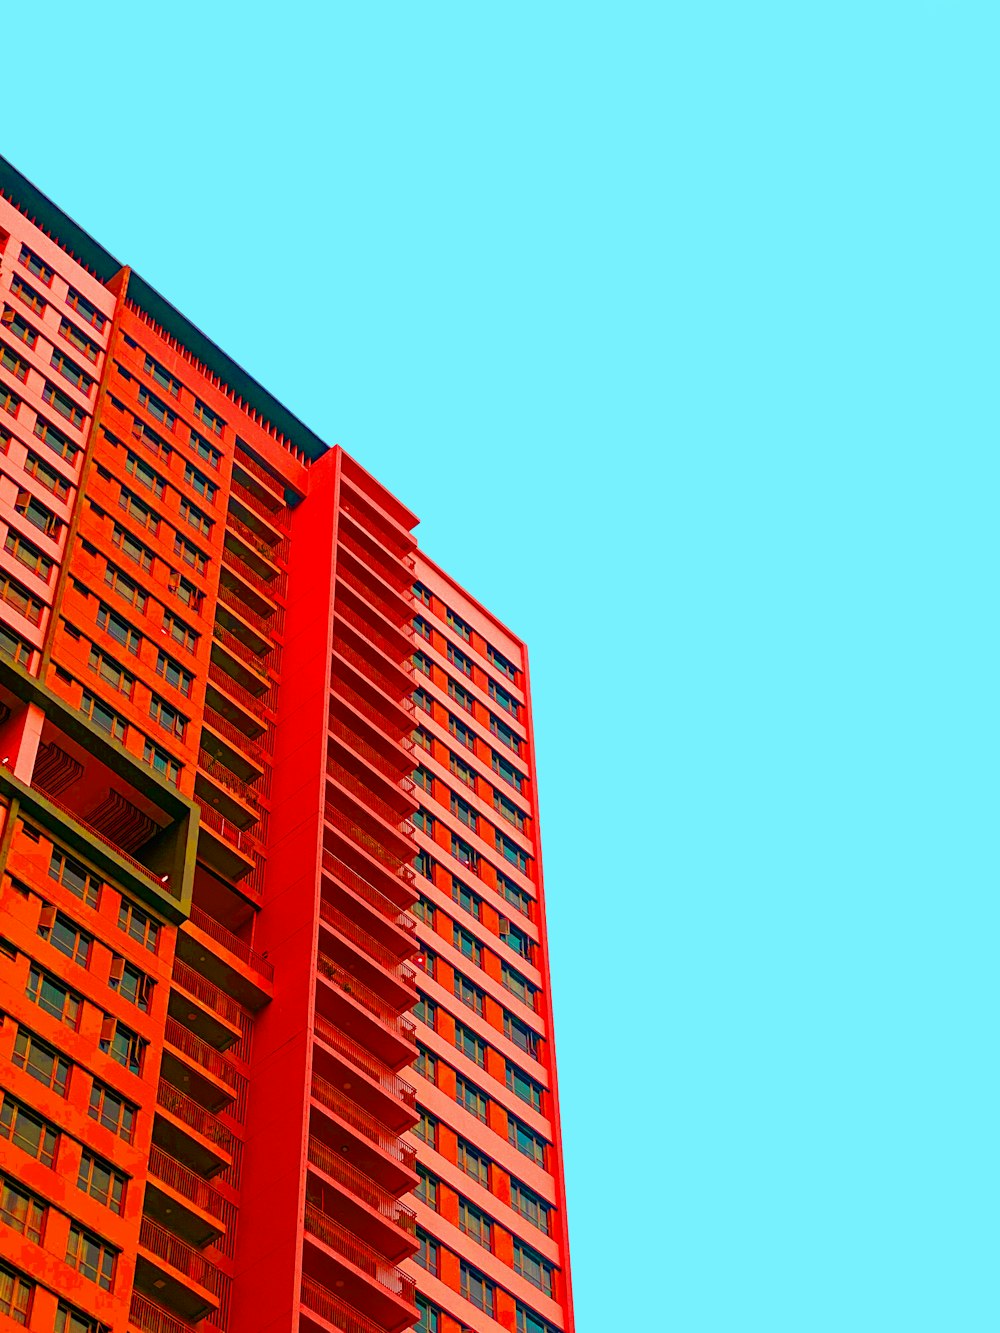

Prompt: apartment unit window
xmin=505 ymin=1010 xmax=540 ymax=1059
xmin=450 ymin=753 xmax=476 ymax=788
xmin=448 ymin=643 xmax=473 ymax=678
xmin=413 ymin=725 xmax=433 ymax=752
xmin=455 ymin=1074 xmax=489 ymax=1123
xmin=415 ymin=1296 xmax=440 ymax=1333
xmin=0 ymin=625 xmax=32 ymax=667
xmin=413 ymin=615 xmax=432 ymax=641
xmin=5 ymin=529 xmax=53 ymax=581
xmin=415 ymin=1228 xmax=439 ymax=1276
xmin=459 ymin=1197 xmax=493 ymax=1251
xmin=452 ymin=877 xmax=482 ymax=919
xmin=24 ymin=451 xmax=71 ymax=501
xmin=95 ymin=604 xmax=140 ymax=655
xmin=12 ymin=1029 xmax=70 ymax=1096
xmin=413 ymin=649 xmax=432 ymax=675
xmin=125 ymin=451 xmax=165 ymax=497
xmin=59 ymin=317 xmax=100 ymax=362
xmin=143 ymin=355 xmax=180 ymax=397
xmin=66 ymin=1224 xmax=117 ymax=1291
xmin=516 ymin=1302 xmax=560 ymax=1333
xmin=489 ymin=678 xmax=520 ymax=717
xmin=19 ymin=245 xmax=53 ymax=284
xmin=66 ymin=288 xmax=107 ymax=330
xmin=87 ymin=648 xmax=132 ymax=702
xmin=415 ymin=849 xmax=435 ymax=880
xmin=100 ymin=1018 xmax=144 ymax=1076
xmin=413 ymin=766 xmax=433 ymax=793
xmin=0 ymin=1176 xmax=45 ymax=1243
xmin=414 ymin=1043 xmax=437 ymax=1083
xmin=137 ymin=386 xmax=175 ymax=430
xmin=507 ymin=1062 xmax=544 ymax=1111
xmin=149 ymin=694 xmax=187 ymax=740
xmin=26 ymin=966 xmax=81 ymax=1028
xmin=118 ymin=487 xmax=158 ymax=533
xmin=80 ymin=691 xmax=127 ymax=742
xmin=448 ymin=678 xmax=474 ymax=713
xmin=491 ymin=714 xmax=521 ymax=753
xmin=118 ymin=899 xmax=160 ymax=954
xmin=455 ymin=1022 xmax=487 ymax=1067
xmin=42 ymin=382 xmax=86 ymax=429
xmin=5 ymin=310 xmax=37 ymax=348
xmin=414 ymin=993 xmax=437 ymax=1029
xmin=413 ymin=582 xmax=432 ymax=607
xmin=451 ymin=793 xmax=477 ymax=832
xmin=457 ymin=1137 xmax=491 ymax=1187
xmin=77 ymin=1151 xmax=126 ymax=1215
xmin=155 ymin=650 xmax=194 ymax=697
xmin=419 ymin=948 xmax=437 ymax=980
xmin=0 ymin=385 xmax=21 ymax=416
xmin=495 ymin=790 xmax=528 ymax=831
xmin=109 ymin=959 xmax=151 ymax=1011
xmin=413 ymin=807 xmax=434 ymax=834
xmin=0 ymin=1094 xmax=58 ymax=1167
xmin=414 ymin=896 xmax=435 ymax=926
xmin=414 ymin=687 xmax=433 ymax=714
xmin=413 ymin=1110 xmax=438 ymax=1151
xmin=1 ymin=342 xmax=29 ymax=380
xmin=414 ymin=1164 xmax=438 ymax=1205
xmin=51 ymin=349 xmax=94 ymax=395
xmin=49 ymin=849 xmax=101 ymax=908
xmin=449 ymin=716 xmax=476 ymax=751
xmin=15 ymin=490 xmax=60 ymax=537
xmin=454 ymin=972 xmax=485 ymax=1016
xmin=132 ymin=418 xmax=171 ymax=460
xmin=446 ymin=608 xmax=472 ymax=642
xmin=104 ymin=563 xmax=147 ymax=611
xmin=0 ymin=1261 xmax=33 ymax=1324
xmin=12 ymin=273 xmax=47 ymax=314
xmin=511 ymin=1178 xmax=551 ymax=1235
xmin=179 ymin=498 xmax=212 ymax=536
xmin=56 ymin=1302 xmax=107 ymax=1333
xmin=191 ymin=431 xmax=222 ymax=468
xmin=502 ymin=920 xmax=533 ymax=961
xmin=39 ymin=910 xmax=92 ymax=967
xmin=0 ymin=571 xmax=43 ymax=625
xmin=508 ymin=1114 xmax=547 ymax=1167
xmin=88 ymin=1081 xmax=135 ymax=1143
xmin=173 ymin=535 xmax=208 ymax=575
xmin=184 ymin=462 xmax=218 ymax=502
xmin=497 ymin=831 xmax=530 ymax=874
xmin=488 ymin=643 xmax=518 ymax=681
xmin=35 ymin=415 xmax=78 ymax=462
xmin=502 ymin=962 xmax=537 ymax=1007
xmin=193 ymin=399 xmax=225 ymax=435
xmin=163 ymin=611 xmax=198 ymax=652
xmin=460 ymin=1262 xmax=495 ymax=1317
xmin=143 ymin=740 xmax=181 ymax=786
xmin=453 ymin=923 xmax=482 ymax=965
xmin=451 ymin=833 xmax=477 ymax=869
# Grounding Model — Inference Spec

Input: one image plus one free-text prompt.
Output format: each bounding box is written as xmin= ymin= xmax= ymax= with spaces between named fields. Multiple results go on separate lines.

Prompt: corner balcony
xmin=177 ymin=904 xmax=273 ymax=1009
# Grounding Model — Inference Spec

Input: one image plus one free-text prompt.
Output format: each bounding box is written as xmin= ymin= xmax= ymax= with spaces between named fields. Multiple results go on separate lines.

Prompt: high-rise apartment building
xmin=0 ymin=156 xmax=574 ymax=1333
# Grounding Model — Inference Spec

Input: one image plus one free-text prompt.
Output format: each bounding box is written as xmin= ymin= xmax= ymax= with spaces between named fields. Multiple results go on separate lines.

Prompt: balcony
xmin=145 ymin=1145 xmax=228 ymax=1248
xmin=303 ymin=1200 xmax=415 ymax=1329
xmin=178 ymin=905 xmax=273 ymax=1010
xmin=321 ymin=851 xmax=416 ymax=945
xmin=319 ymin=896 xmax=415 ymax=994
xmin=335 ymin=593 xmax=412 ymax=667
xmin=218 ymin=579 xmax=284 ymax=635
xmin=230 ymin=472 xmax=290 ymax=530
xmin=154 ymin=1079 xmax=233 ymax=1177
xmin=331 ymin=677 xmax=412 ymax=746
xmin=225 ymin=512 xmax=286 ymax=570
xmin=300 ymin=1275 xmax=385 ymax=1333
xmin=313 ymin=1013 xmax=416 ymax=1114
xmin=323 ymin=790 xmax=414 ymax=871
xmin=194 ymin=796 xmax=264 ymax=898
xmin=202 ymin=706 xmax=271 ymax=776
xmin=339 ymin=485 xmax=416 ymax=563
xmin=207 ymin=660 xmax=276 ymax=722
xmin=338 ymin=514 xmax=413 ymax=593
xmin=135 ymin=1218 xmax=226 ymax=1322
xmin=170 ymin=958 xmax=250 ymax=1057
xmin=335 ymin=634 xmax=413 ymax=705
xmin=311 ymin=1073 xmax=416 ymax=1179
xmin=196 ymin=750 xmax=267 ymax=833
xmin=307 ymin=1135 xmax=415 ymax=1240
xmin=337 ymin=550 xmax=410 ymax=629
xmin=130 ymin=1293 xmax=222 ymax=1333
xmin=316 ymin=953 xmax=416 ymax=1068
xmin=211 ymin=623 xmax=275 ymax=686
xmin=328 ymin=715 xmax=411 ymax=787
xmin=228 ymin=488 xmax=290 ymax=560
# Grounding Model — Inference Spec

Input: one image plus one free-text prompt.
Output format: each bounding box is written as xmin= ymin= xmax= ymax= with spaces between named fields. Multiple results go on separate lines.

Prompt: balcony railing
xmin=326 ymin=760 xmax=414 ymax=838
xmin=311 ymin=1074 xmax=416 ymax=1167
xmin=139 ymin=1218 xmax=227 ymax=1297
xmin=165 ymin=1018 xmax=246 ymax=1096
xmin=156 ymin=1079 xmax=234 ymax=1152
xmin=223 ymin=541 xmax=287 ymax=600
xmin=212 ymin=621 xmax=279 ymax=675
xmin=325 ymin=807 xmax=408 ymax=875
xmin=188 ymin=905 xmax=274 ymax=981
xmin=333 ymin=679 xmax=411 ymax=741
xmin=129 ymin=1294 xmax=219 ymax=1333
xmin=226 ymin=512 xmax=287 ymax=567
xmin=233 ymin=444 xmax=285 ymax=500
xmin=336 ymin=639 xmax=413 ymax=707
xmin=300 ymin=1275 xmax=385 ymax=1333
xmin=219 ymin=581 xmax=285 ymax=635
xmin=171 ymin=958 xmax=247 ymax=1031
xmin=307 ymin=1135 xmax=416 ymax=1233
xmin=203 ymin=705 xmax=272 ymax=763
xmin=148 ymin=1145 xmax=227 ymax=1220
xmin=198 ymin=749 xmax=266 ymax=809
xmin=339 ymin=491 xmax=415 ymax=561
xmin=318 ymin=898 xmax=415 ymax=986
xmin=338 ymin=520 xmax=412 ymax=593
xmin=328 ymin=716 xmax=410 ymax=785
xmin=304 ymin=1204 xmax=415 ymax=1302
xmin=336 ymin=602 xmax=411 ymax=666
xmin=321 ymin=852 xmax=416 ymax=937
xmin=230 ymin=476 xmax=291 ymax=532
xmin=313 ymin=1012 xmax=416 ymax=1108
xmin=338 ymin=561 xmax=409 ymax=629
xmin=316 ymin=955 xmax=416 ymax=1042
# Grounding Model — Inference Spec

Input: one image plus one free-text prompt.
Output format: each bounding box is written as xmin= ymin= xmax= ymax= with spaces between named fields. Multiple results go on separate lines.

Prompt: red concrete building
xmin=0 ymin=156 xmax=574 ymax=1333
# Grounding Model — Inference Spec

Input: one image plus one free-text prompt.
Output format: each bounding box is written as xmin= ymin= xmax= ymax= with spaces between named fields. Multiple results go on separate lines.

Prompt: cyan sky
xmin=11 ymin=3 xmax=998 ymax=1328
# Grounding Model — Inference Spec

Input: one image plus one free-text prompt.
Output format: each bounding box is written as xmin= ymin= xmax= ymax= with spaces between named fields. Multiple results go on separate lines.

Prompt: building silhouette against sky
xmin=0 ymin=158 xmax=574 ymax=1333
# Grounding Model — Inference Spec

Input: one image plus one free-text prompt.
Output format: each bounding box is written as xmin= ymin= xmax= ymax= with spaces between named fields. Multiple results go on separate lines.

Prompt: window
xmin=131 ymin=418 xmax=171 ymax=460
xmin=163 ymin=611 xmax=198 ymax=652
xmin=415 ymin=1296 xmax=440 ymax=1333
xmin=42 ymin=382 xmax=86 ymax=429
xmin=35 ymin=415 xmax=78 ymax=462
xmin=449 ymin=716 xmax=476 ymax=751
xmin=100 ymin=1018 xmax=144 ymax=1076
xmin=111 ymin=524 xmax=153 ymax=573
xmin=80 ymin=691 xmax=127 ymax=741
xmin=50 ymin=348 xmax=94 ymax=395
xmin=414 ymin=1043 xmax=437 ymax=1083
xmin=149 ymin=693 xmax=187 ymax=740
xmin=143 ymin=740 xmax=181 ymax=786
xmin=413 ymin=582 xmax=432 ymax=607
xmin=452 ymin=877 xmax=482 ymax=919
xmin=418 ymin=947 xmax=437 ymax=980
xmin=448 ymin=678 xmax=475 ymax=714
xmin=173 ymin=533 xmax=208 ymax=574
xmin=451 ymin=833 xmax=477 ymax=869
xmin=413 ymin=1110 xmax=437 ymax=1150
xmin=179 ymin=497 xmax=212 ymax=536
xmin=413 ymin=649 xmax=432 ymax=676
xmin=109 ymin=958 xmax=151 ymax=1011
xmin=0 ymin=1176 xmax=46 ymax=1243
xmin=454 ymin=971 xmax=485 ymax=1016
xmin=0 ymin=570 xmax=43 ymax=624
xmin=88 ymin=1081 xmax=136 ymax=1142
xmin=511 ymin=1178 xmax=551 ymax=1234
xmin=143 ymin=354 xmax=180 ymax=397
xmin=11 ymin=273 xmax=47 ymax=314
xmin=78 ymin=1150 xmax=127 ymax=1215
xmin=191 ymin=431 xmax=221 ymax=468
xmin=413 ymin=725 xmax=433 ymax=752
xmin=455 ymin=1022 xmax=487 ymax=1068
xmin=0 ymin=385 xmax=21 ymax=417
xmin=0 ymin=1260 xmax=33 ymax=1324
xmin=460 ymin=1262 xmax=495 ymax=1317
xmin=15 ymin=490 xmax=60 ymax=537
xmin=118 ymin=899 xmax=160 ymax=953
xmin=184 ymin=462 xmax=218 ymax=502
xmin=97 ymin=603 xmax=141 ymax=654
xmin=104 ymin=563 xmax=147 ymax=610
xmin=125 ymin=451 xmax=165 ymax=497
xmin=1 ymin=341 xmax=29 ymax=380
xmin=26 ymin=966 xmax=81 ymax=1028
xmin=413 ymin=896 xmax=435 ymax=925
xmin=5 ymin=529 xmax=52 ymax=581
xmin=66 ymin=288 xmax=107 ymax=330
xmin=446 ymin=608 xmax=472 ymax=641
xmin=49 ymin=848 xmax=101 ymax=907
xmin=414 ymin=993 xmax=436 ymax=1029
xmin=508 ymin=1114 xmax=547 ymax=1166
xmin=4 ymin=309 xmax=37 ymax=348
xmin=488 ymin=643 xmax=518 ymax=681
xmin=413 ymin=807 xmax=434 ymax=834
xmin=498 ymin=871 xmax=533 ymax=917
xmin=415 ymin=1228 xmax=439 ymax=1276
xmin=495 ymin=790 xmax=528 ymax=831
xmin=118 ymin=486 xmax=158 ymax=533
xmin=502 ymin=962 xmax=536 ymax=1007
xmin=451 ymin=793 xmax=477 ymax=832
xmin=458 ymin=1197 xmax=493 ymax=1250
xmin=137 ymin=385 xmax=175 ymax=430
xmin=455 ymin=1073 xmax=489 ymax=1122
xmin=502 ymin=920 xmax=533 ymax=961
xmin=450 ymin=753 xmax=476 ymax=788
xmin=0 ymin=1094 xmax=58 ymax=1167
xmin=413 ymin=766 xmax=433 ymax=793
xmin=56 ymin=1303 xmax=108 ymax=1333
xmin=448 ymin=643 xmax=473 ymax=677
xmin=414 ymin=1163 xmax=438 ymax=1205
xmin=25 ymin=450 xmax=71 ymax=501
xmin=497 ymin=831 xmax=530 ymax=874
xmin=505 ymin=1010 xmax=540 ymax=1059
xmin=414 ymin=849 xmax=435 ymax=881
xmin=19 ymin=245 xmax=53 ymax=284
xmin=507 ymin=1062 xmax=544 ymax=1111
xmin=59 ymin=317 xmax=100 ymax=363
xmin=516 ymin=1302 xmax=560 ymax=1333
xmin=414 ymin=686 xmax=433 ymax=714
xmin=66 ymin=1224 xmax=117 ymax=1291
xmin=12 ymin=1028 xmax=70 ymax=1096
xmin=156 ymin=649 xmax=194 ymax=697
xmin=193 ymin=399 xmax=225 ymax=435
xmin=453 ymin=923 xmax=482 ymax=965
xmin=0 ymin=623 xmax=31 ymax=667
xmin=491 ymin=714 xmax=522 ymax=753
xmin=39 ymin=909 xmax=91 ymax=967
xmin=456 ymin=1137 xmax=490 ymax=1187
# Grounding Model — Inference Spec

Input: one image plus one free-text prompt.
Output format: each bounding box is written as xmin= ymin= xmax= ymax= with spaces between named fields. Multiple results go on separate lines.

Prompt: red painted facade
xmin=0 ymin=158 xmax=573 ymax=1333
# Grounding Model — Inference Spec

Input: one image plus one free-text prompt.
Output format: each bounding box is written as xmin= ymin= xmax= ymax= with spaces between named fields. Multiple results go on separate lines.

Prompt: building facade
xmin=0 ymin=158 xmax=574 ymax=1333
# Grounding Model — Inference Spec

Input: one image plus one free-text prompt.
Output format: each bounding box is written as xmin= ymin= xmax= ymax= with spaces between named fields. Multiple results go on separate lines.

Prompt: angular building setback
xmin=0 ymin=156 xmax=574 ymax=1333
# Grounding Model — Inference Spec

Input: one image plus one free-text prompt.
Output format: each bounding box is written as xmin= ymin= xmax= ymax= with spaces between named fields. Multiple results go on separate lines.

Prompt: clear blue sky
xmin=12 ymin=3 xmax=998 ymax=1328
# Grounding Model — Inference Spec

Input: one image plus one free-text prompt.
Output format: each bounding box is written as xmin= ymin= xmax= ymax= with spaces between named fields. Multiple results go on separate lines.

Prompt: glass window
xmin=414 ymin=1164 xmax=438 ymax=1205
xmin=455 ymin=1022 xmax=487 ymax=1067
xmin=0 ymin=1260 xmax=33 ymax=1324
xmin=516 ymin=1301 xmax=561 ymax=1333
xmin=80 ymin=691 xmax=128 ymax=742
xmin=137 ymin=385 xmax=175 ymax=430
xmin=118 ymin=899 xmax=160 ymax=953
xmin=502 ymin=919 xmax=533 ymax=960
xmin=497 ymin=831 xmax=530 ymax=873
xmin=413 ymin=582 xmax=432 ymax=607
xmin=50 ymin=348 xmax=94 ymax=395
xmin=446 ymin=608 xmax=472 ymax=641
xmin=143 ymin=740 xmax=181 ymax=786
xmin=59 ymin=317 xmax=100 ymax=363
xmin=448 ymin=678 xmax=475 ymax=712
xmin=193 ymin=399 xmax=225 ymax=435
xmin=5 ymin=529 xmax=53 ymax=582
xmin=488 ymin=643 xmax=518 ymax=681
xmin=26 ymin=965 xmax=80 ymax=1027
xmin=100 ymin=1020 xmax=144 ymax=1076
xmin=35 ymin=415 xmax=79 ymax=462
xmin=414 ymin=993 xmax=436 ymax=1029
xmin=66 ymin=288 xmax=107 ymax=330
xmin=457 ymin=1137 xmax=491 ymax=1187
xmin=413 ymin=1110 xmax=437 ymax=1150
xmin=12 ymin=1028 xmax=70 ymax=1096
xmin=451 ymin=833 xmax=477 ymax=869
xmin=452 ymin=877 xmax=482 ymax=919
xmin=458 ymin=1197 xmax=493 ymax=1249
xmin=489 ymin=678 xmax=520 ymax=716
xmin=451 ymin=793 xmax=477 ymax=831
xmin=149 ymin=694 xmax=187 ymax=740
xmin=78 ymin=1150 xmax=127 ymax=1215
xmin=143 ymin=354 xmax=180 ymax=397
xmin=0 ymin=1177 xmax=45 ymax=1243
xmin=453 ymin=923 xmax=482 ymax=965
xmin=510 ymin=1177 xmax=552 ymax=1234
xmin=104 ymin=563 xmax=147 ymax=610
xmin=448 ymin=643 xmax=473 ymax=677
xmin=42 ymin=381 xmax=86 ymax=428
xmin=455 ymin=1073 xmax=489 ymax=1122
xmin=414 ymin=1043 xmax=437 ymax=1082
xmin=508 ymin=1113 xmax=547 ymax=1166
xmin=88 ymin=1081 xmax=136 ymax=1143
xmin=454 ymin=971 xmax=485 ymax=1016
xmin=39 ymin=910 xmax=92 ymax=967
xmin=495 ymin=789 xmax=528 ymax=831
xmin=191 ymin=431 xmax=222 ymax=468
xmin=56 ymin=1303 xmax=106 ymax=1333
xmin=19 ymin=245 xmax=53 ymax=284
xmin=0 ymin=1094 xmax=58 ymax=1167
xmin=502 ymin=962 xmax=537 ymax=1007
xmin=109 ymin=959 xmax=151 ymax=1011
xmin=449 ymin=716 xmax=476 ymax=751
xmin=450 ymin=752 xmax=476 ymax=788
xmin=491 ymin=714 xmax=521 ymax=753
xmin=413 ymin=649 xmax=432 ymax=675
xmin=12 ymin=273 xmax=47 ymax=314
xmin=156 ymin=650 xmax=194 ymax=697
xmin=125 ymin=450 xmax=165 ymax=497
xmin=504 ymin=1010 xmax=540 ymax=1059
xmin=49 ymin=848 xmax=101 ymax=906
xmin=415 ymin=1227 xmax=439 ymax=1275
xmin=66 ymin=1224 xmax=117 ymax=1291
xmin=460 ymin=1262 xmax=495 ymax=1317
xmin=184 ymin=462 xmax=218 ymax=502
xmin=415 ymin=1296 xmax=440 ymax=1333
xmin=507 ymin=1062 xmax=544 ymax=1111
